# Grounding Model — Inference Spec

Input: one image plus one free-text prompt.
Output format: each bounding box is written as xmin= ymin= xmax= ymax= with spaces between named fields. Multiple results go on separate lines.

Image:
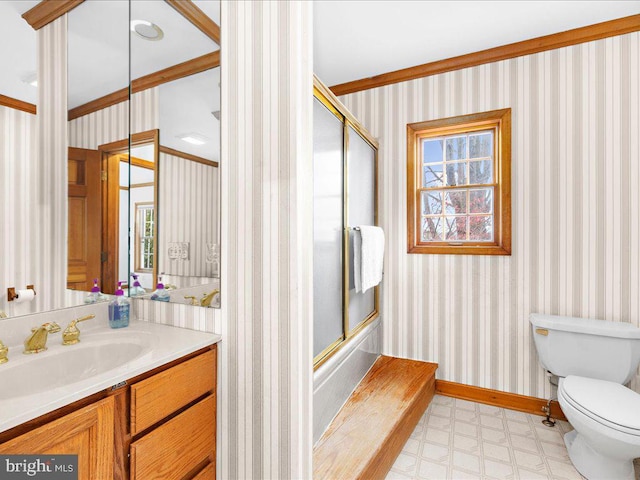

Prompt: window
xmin=135 ymin=203 xmax=155 ymax=272
xmin=407 ymin=109 xmax=511 ymax=255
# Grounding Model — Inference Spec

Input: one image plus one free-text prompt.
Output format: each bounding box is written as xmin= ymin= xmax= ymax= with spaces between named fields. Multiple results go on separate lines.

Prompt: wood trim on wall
xmin=435 ymin=380 xmax=567 ymax=422
xmin=98 ymin=129 xmax=160 ymax=154
xmin=68 ymin=87 xmax=128 ymax=122
xmin=166 ymin=0 xmax=221 ymax=45
xmin=69 ymin=51 xmax=221 ymax=121
xmin=130 ymin=157 xmax=155 ymax=170
xmin=330 ymin=14 xmax=640 ymax=96
xmin=22 ymin=0 xmax=84 ymax=30
xmin=132 ymin=50 xmax=220 ymax=93
xmin=159 ymin=145 xmax=219 ymax=167
xmin=0 ymin=94 xmax=36 ymax=115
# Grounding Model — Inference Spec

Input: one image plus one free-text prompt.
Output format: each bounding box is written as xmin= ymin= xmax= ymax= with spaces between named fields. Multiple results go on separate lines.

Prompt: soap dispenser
xmin=129 ymin=274 xmax=146 ymax=297
xmin=108 ymin=282 xmax=130 ymax=328
xmin=84 ymin=279 xmax=104 ymax=304
xmin=150 ymin=276 xmax=170 ymax=302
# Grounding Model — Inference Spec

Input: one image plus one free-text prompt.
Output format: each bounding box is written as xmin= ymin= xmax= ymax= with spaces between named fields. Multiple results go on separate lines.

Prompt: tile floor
xmin=386 ymin=394 xmax=584 ymax=480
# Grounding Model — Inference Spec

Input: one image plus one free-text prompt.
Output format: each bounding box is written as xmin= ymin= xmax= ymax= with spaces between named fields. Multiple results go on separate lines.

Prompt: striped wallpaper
xmin=340 ymin=32 xmax=640 ymax=399
xmin=131 ymin=296 xmax=221 ymax=333
xmin=68 ymin=88 xmax=159 ymax=149
xmin=33 ymin=16 xmax=68 ymax=313
xmin=0 ymin=106 xmax=38 ymax=316
xmin=158 ymin=151 xmax=218 ymax=279
xmin=220 ymin=0 xmax=313 ymax=478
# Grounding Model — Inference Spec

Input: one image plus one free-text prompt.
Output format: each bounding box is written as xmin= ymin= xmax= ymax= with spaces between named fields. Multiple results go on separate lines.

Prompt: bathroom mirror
xmin=0 ymin=0 xmax=220 ymax=318
xmin=130 ymin=0 xmax=221 ymax=308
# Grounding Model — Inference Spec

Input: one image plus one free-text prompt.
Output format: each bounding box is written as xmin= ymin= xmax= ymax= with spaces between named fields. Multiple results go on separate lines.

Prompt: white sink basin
xmin=0 ymin=340 xmax=146 ymax=400
xmin=0 ymin=320 xmax=220 ymax=434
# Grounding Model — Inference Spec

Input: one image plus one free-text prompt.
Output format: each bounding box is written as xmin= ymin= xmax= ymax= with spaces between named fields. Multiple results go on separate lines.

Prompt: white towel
xmin=354 ymin=226 xmax=385 ymax=293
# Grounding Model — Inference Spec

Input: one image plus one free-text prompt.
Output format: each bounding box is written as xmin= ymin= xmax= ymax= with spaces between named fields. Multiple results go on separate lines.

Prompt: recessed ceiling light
xmin=131 ymin=20 xmax=164 ymax=41
xmin=178 ymin=133 xmax=209 ymax=146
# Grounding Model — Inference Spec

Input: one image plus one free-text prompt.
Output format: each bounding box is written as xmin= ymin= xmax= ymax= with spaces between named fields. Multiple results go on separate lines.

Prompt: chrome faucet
xmin=62 ymin=314 xmax=95 ymax=346
xmin=200 ymin=290 xmax=220 ymax=307
xmin=24 ymin=322 xmax=61 ymax=354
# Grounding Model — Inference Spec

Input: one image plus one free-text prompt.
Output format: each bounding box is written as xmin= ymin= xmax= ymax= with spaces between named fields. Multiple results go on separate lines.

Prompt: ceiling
xmin=1 ymin=0 xmax=638 ymax=162
xmin=313 ymin=0 xmax=640 ymax=87
xmin=0 ymin=0 xmax=220 ymax=161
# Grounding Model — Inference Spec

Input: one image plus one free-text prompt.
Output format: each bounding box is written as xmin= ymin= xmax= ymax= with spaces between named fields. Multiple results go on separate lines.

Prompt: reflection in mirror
xmin=131 ymin=0 xmax=221 ymax=308
xmin=0 ymin=0 xmax=220 ymax=317
xmin=67 ymin=0 xmax=130 ymax=297
xmin=0 ymin=0 xmax=39 ymax=317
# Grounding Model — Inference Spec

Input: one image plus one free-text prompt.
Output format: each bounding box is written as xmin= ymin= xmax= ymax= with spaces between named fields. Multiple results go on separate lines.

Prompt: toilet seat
xmin=560 ymin=375 xmax=640 ymax=437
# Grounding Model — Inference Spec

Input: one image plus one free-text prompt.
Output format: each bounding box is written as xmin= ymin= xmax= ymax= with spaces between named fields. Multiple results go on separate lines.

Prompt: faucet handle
xmin=184 ymin=295 xmax=198 ymax=306
xmin=31 ymin=322 xmax=61 ymax=334
xmin=0 ymin=340 xmax=8 ymax=364
xmin=62 ymin=315 xmax=95 ymax=346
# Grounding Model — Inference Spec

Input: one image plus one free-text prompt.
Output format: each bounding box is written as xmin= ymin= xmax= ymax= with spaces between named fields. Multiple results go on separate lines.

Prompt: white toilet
xmin=530 ymin=313 xmax=640 ymax=480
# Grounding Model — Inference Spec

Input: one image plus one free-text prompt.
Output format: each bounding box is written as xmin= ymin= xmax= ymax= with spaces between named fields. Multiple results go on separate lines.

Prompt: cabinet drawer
xmin=130 ymin=395 xmax=215 ymax=480
xmin=192 ymin=462 xmax=215 ymax=479
xmin=131 ymin=348 xmax=216 ymax=435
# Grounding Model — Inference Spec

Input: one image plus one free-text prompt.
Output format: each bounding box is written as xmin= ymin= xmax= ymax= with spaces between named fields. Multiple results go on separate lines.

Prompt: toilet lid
xmin=561 ymin=376 xmax=640 ymax=435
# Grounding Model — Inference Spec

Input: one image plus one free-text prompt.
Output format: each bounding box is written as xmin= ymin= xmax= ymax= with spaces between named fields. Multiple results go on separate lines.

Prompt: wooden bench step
xmin=313 ymin=356 xmax=438 ymax=480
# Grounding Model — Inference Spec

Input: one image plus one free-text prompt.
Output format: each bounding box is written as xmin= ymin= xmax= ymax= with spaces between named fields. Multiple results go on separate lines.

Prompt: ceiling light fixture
xmin=21 ymin=73 xmax=37 ymax=87
xmin=178 ymin=133 xmax=209 ymax=146
xmin=130 ymin=20 xmax=164 ymax=41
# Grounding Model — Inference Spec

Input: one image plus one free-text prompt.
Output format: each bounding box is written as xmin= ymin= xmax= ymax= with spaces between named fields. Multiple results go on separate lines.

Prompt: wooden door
xmin=0 ymin=397 xmax=115 ymax=480
xmin=101 ymin=153 xmax=125 ymax=294
xmin=68 ymin=147 xmax=102 ymax=291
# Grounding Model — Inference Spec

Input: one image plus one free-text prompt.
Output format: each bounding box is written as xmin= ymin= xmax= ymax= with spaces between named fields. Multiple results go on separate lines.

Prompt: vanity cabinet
xmin=0 ymin=345 xmax=217 ymax=480
xmin=129 ymin=349 xmax=217 ymax=480
xmin=0 ymin=397 xmax=115 ymax=479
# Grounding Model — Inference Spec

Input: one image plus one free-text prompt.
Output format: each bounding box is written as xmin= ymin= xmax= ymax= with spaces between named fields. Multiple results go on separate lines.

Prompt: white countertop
xmin=0 ymin=320 xmax=221 ymax=434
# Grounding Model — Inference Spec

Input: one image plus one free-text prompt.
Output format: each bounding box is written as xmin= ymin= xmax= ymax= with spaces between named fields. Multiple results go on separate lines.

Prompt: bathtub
xmin=313 ymin=316 xmax=382 ymax=444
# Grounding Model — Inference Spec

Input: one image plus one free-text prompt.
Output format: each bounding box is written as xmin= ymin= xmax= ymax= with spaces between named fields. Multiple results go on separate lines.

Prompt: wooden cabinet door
xmin=131 ymin=395 xmax=215 ymax=480
xmin=0 ymin=397 xmax=114 ymax=480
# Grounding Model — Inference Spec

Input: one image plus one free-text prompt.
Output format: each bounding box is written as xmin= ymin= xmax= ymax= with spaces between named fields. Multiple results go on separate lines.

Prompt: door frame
xmin=98 ymin=129 xmax=159 ymax=293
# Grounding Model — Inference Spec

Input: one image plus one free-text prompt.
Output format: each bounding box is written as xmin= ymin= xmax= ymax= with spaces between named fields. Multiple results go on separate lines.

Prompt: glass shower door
xmin=313 ymin=98 xmax=344 ymax=358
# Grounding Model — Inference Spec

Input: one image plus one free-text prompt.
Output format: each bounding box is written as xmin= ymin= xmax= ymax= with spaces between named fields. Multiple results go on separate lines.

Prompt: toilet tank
xmin=530 ymin=314 xmax=640 ymax=384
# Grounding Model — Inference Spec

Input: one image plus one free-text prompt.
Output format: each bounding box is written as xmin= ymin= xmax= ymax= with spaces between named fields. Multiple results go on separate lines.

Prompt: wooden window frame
xmin=407 ymin=108 xmax=511 ymax=255
xmin=134 ymin=202 xmax=155 ymax=273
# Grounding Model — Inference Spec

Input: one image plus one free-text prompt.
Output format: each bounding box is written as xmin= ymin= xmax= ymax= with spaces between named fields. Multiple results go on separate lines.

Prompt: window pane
xmin=445 ymin=136 xmax=466 ymax=160
xmin=469 ymin=160 xmax=492 ymax=184
xmin=421 ymin=191 xmax=442 ymax=215
xmin=422 ymin=217 xmax=443 ymax=241
xmin=469 ymin=132 xmax=493 ymax=158
xmin=445 ymin=191 xmax=467 ymax=215
xmin=423 ymin=163 xmax=443 ymax=188
xmin=445 ymin=162 xmax=466 ymax=186
xmin=423 ymin=139 xmax=443 ymax=164
xmin=470 ymin=188 xmax=493 ymax=214
xmin=445 ymin=216 xmax=467 ymax=240
xmin=469 ymin=215 xmax=493 ymax=240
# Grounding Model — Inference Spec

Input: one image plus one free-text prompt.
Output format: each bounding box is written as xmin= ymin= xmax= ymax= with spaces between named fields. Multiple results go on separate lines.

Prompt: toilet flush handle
xmin=535 ymin=328 xmax=549 ymax=336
